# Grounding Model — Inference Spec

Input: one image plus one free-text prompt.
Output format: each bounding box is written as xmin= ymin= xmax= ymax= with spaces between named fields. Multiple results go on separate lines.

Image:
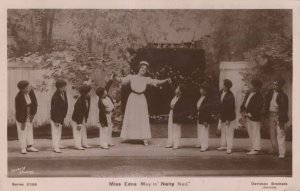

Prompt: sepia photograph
xmin=5 ymin=8 xmax=293 ymax=180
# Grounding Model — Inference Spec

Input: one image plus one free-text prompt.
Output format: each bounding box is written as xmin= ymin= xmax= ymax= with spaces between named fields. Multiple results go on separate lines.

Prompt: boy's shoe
xmin=21 ymin=149 xmax=27 ymax=154
xmin=108 ymin=143 xmax=115 ymax=146
xmin=82 ymin=145 xmax=92 ymax=148
xmin=54 ymin=149 xmax=62 ymax=153
xmin=217 ymin=147 xmax=226 ymax=151
xmin=226 ymin=150 xmax=232 ymax=154
xmin=279 ymin=155 xmax=285 ymax=159
xmin=143 ymin=140 xmax=149 ymax=146
xmin=247 ymin=150 xmax=259 ymax=155
xmin=200 ymin=148 xmax=207 ymax=152
xmin=27 ymin=146 xmax=39 ymax=152
xmin=76 ymin=147 xmax=85 ymax=150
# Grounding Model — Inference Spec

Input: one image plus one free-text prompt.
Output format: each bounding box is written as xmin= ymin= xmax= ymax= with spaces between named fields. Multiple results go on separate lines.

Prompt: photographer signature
xmin=11 ymin=166 xmax=34 ymax=175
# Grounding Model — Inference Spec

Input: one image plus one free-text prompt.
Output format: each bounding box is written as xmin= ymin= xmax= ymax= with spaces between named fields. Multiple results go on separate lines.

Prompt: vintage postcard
xmin=0 ymin=0 xmax=299 ymax=190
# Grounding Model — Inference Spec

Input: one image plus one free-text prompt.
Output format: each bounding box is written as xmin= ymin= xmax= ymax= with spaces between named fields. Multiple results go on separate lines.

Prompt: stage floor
xmin=7 ymin=138 xmax=292 ymax=177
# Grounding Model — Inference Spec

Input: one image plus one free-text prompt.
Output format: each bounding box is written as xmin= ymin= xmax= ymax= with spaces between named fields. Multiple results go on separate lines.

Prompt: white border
xmin=0 ymin=0 xmax=299 ymax=191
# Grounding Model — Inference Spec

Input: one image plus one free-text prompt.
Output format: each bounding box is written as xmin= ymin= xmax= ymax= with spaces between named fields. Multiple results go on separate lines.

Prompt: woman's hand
xmin=167 ymin=78 xmax=172 ymax=84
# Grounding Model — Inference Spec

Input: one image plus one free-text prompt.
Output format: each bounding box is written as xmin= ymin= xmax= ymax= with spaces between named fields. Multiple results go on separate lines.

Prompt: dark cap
xmin=251 ymin=79 xmax=263 ymax=89
xmin=223 ymin=79 xmax=233 ymax=89
xmin=96 ymin=87 xmax=105 ymax=97
xmin=17 ymin=80 xmax=29 ymax=90
xmin=55 ymin=79 xmax=67 ymax=89
xmin=178 ymin=83 xmax=187 ymax=93
xmin=200 ymin=82 xmax=210 ymax=92
xmin=79 ymin=85 xmax=92 ymax=95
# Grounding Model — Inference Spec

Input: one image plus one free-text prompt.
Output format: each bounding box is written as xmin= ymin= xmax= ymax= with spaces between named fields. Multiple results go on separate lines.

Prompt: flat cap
xmin=55 ymin=79 xmax=67 ymax=89
xmin=79 ymin=84 xmax=92 ymax=95
xmin=200 ymin=82 xmax=210 ymax=92
xmin=17 ymin=80 xmax=29 ymax=90
xmin=95 ymin=87 xmax=105 ymax=97
xmin=223 ymin=79 xmax=233 ymax=89
xmin=251 ymin=79 xmax=263 ymax=89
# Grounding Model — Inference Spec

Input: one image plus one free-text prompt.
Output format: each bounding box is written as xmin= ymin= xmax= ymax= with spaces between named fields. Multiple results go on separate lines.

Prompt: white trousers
xmin=269 ymin=113 xmax=286 ymax=156
xmin=245 ymin=118 xmax=261 ymax=151
xmin=167 ymin=110 xmax=182 ymax=147
xmin=100 ymin=113 xmax=113 ymax=147
xmin=220 ymin=121 xmax=235 ymax=151
xmin=72 ymin=121 xmax=88 ymax=148
xmin=16 ymin=121 xmax=34 ymax=150
xmin=197 ymin=124 xmax=210 ymax=150
xmin=167 ymin=110 xmax=181 ymax=147
xmin=276 ymin=125 xmax=286 ymax=156
xmin=51 ymin=121 xmax=62 ymax=150
xmin=167 ymin=123 xmax=182 ymax=147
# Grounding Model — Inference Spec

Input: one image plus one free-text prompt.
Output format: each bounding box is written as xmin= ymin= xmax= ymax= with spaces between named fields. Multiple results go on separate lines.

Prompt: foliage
xmin=7 ymin=9 xmax=58 ymax=57
xmin=8 ymin=9 xmax=292 ymax=93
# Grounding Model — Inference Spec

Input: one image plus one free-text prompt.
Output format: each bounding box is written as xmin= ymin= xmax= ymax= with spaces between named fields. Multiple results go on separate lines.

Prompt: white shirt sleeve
xmin=121 ymin=74 xmax=133 ymax=84
xmin=146 ymin=77 xmax=160 ymax=87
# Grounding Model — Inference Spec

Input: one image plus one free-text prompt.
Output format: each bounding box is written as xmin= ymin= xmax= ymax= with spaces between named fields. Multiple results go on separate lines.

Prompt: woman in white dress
xmin=117 ymin=61 xmax=171 ymax=146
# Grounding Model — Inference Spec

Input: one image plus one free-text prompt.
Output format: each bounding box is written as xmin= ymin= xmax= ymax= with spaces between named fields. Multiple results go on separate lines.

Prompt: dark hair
xmin=200 ymin=82 xmax=210 ymax=93
xmin=55 ymin=79 xmax=67 ymax=89
xmin=79 ymin=85 xmax=92 ymax=95
xmin=17 ymin=80 xmax=29 ymax=90
xmin=251 ymin=79 xmax=263 ymax=89
xmin=223 ymin=79 xmax=233 ymax=89
xmin=96 ymin=87 xmax=105 ymax=97
xmin=178 ymin=83 xmax=187 ymax=93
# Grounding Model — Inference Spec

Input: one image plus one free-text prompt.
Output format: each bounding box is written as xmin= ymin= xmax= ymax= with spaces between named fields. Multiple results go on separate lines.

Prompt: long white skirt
xmin=120 ymin=93 xmax=151 ymax=139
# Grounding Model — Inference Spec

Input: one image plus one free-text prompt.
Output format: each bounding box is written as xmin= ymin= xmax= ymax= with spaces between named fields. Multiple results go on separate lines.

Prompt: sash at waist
xmin=131 ymin=89 xmax=144 ymax=95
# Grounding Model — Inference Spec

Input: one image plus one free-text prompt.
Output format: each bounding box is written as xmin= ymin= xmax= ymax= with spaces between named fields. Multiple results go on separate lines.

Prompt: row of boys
xmin=166 ymin=78 xmax=288 ymax=159
xmin=15 ymin=76 xmax=115 ymax=154
xmin=14 ymin=76 xmax=289 ymax=158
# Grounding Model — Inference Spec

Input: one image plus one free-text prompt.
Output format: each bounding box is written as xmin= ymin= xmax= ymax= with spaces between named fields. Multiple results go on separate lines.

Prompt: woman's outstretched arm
xmin=147 ymin=77 xmax=171 ymax=87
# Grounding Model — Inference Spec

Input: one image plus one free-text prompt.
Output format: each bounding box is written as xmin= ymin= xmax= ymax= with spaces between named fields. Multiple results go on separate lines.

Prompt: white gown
xmin=120 ymin=74 xmax=159 ymax=139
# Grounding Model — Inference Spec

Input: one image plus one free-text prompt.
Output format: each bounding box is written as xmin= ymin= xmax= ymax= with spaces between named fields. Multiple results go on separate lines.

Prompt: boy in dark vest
xmin=196 ymin=82 xmax=213 ymax=152
xmin=165 ymin=84 xmax=189 ymax=150
xmin=240 ymin=79 xmax=263 ymax=155
xmin=50 ymin=79 xmax=68 ymax=153
xmin=217 ymin=79 xmax=236 ymax=154
xmin=71 ymin=85 xmax=92 ymax=150
xmin=15 ymin=80 xmax=39 ymax=154
xmin=96 ymin=76 xmax=115 ymax=149
xmin=264 ymin=78 xmax=288 ymax=158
